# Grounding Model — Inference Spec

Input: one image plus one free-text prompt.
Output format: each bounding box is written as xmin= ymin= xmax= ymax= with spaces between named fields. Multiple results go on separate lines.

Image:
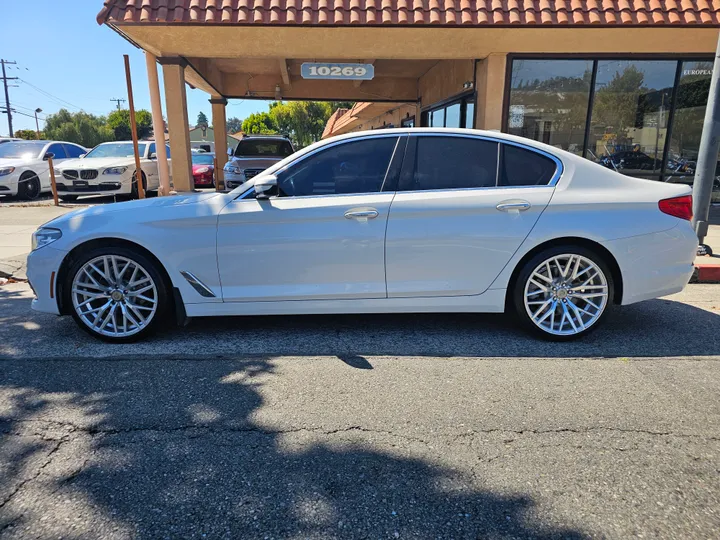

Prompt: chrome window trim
xmin=407 ymin=132 xmax=564 ymax=190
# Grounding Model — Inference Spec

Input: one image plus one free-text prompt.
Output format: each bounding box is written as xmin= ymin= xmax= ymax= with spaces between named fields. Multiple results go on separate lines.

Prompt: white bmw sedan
xmin=26 ymin=129 xmax=697 ymax=342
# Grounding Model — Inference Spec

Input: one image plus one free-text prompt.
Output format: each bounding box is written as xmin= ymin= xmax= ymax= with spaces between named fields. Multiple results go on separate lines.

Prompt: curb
xmin=692 ymin=262 xmax=720 ymax=284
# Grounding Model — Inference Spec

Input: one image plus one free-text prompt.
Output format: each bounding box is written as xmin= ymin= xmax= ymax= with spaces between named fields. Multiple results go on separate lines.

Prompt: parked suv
xmin=223 ymin=135 xmax=294 ymax=189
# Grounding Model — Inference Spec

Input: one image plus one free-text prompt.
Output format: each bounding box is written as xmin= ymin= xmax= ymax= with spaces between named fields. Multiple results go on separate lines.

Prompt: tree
xmin=196 ymin=111 xmax=209 ymax=126
xmin=44 ymin=109 xmax=114 ymax=148
xmin=591 ymin=66 xmax=646 ymax=146
xmin=14 ymin=129 xmax=43 ymax=140
xmin=268 ymin=101 xmax=334 ymax=148
xmin=107 ymin=109 xmax=153 ymax=140
xmin=241 ymin=112 xmax=277 ymax=135
xmin=226 ymin=117 xmax=242 ymax=134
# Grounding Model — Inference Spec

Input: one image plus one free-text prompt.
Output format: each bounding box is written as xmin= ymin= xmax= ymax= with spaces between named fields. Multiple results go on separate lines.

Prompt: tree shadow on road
xmin=0 ymin=357 xmax=587 ymax=538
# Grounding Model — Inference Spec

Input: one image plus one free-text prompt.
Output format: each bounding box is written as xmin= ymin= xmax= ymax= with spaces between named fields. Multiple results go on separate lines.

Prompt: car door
xmin=216 ymin=134 xmax=406 ymax=302
xmin=43 ymin=143 xmax=69 ymax=189
xmin=145 ymin=143 xmax=161 ymax=189
xmin=385 ymin=135 xmax=560 ymax=298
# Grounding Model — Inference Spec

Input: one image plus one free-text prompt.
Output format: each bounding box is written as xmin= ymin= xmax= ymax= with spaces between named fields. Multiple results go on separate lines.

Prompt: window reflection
xmin=587 ymin=60 xmax=676 ymax=180
xmin=507 ymin=60 xmax=592 ymax=155
xmin=445 ymin=103 xmax=461 ymax=128
xmin=665 ymin=61 xmax=720 ymax=201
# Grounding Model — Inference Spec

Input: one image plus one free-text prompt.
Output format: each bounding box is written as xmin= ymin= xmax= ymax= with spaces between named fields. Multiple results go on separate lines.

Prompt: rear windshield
xmin=235 ymin=139 xmax=294 ymax=158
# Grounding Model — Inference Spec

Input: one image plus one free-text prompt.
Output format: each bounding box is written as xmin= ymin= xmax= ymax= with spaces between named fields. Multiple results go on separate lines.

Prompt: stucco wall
xmin=418 ymin=60 xmax=475 ymax=110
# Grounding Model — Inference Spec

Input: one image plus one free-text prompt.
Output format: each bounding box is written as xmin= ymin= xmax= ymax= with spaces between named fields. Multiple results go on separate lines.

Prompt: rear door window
xmin=498 ymin=144 xmax=558 ymax=186
xmin=399 ymin=136 xmax=498 ymax=191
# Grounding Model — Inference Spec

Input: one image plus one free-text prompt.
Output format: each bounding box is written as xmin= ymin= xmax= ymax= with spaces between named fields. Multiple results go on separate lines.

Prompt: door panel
xmin=217 ymin=194 xmax=394 ymax=302
xmin=385 ymin=187 xmax=554 ymax=297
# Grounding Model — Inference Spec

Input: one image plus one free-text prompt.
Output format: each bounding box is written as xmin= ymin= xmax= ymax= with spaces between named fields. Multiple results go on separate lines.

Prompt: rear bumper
xmin=603 ymin=223 xmax=698 ymax=306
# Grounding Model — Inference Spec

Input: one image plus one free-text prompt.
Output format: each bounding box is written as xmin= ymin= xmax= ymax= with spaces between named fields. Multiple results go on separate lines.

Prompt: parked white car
xmin=55 ymin=141 xmax=171 ymax=201
xmin=0 ymin=140 xmax=87 ymax=199
xmin=27 ymin=128 xmax=697 ymax=342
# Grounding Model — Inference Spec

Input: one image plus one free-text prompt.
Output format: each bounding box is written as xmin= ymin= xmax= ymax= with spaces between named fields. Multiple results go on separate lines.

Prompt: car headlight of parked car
xmin=196 ymin=166 xmax=210 ymax=174
xmin=31 ymin=228 xmax=62 ymax=251
xmin=103 ymin=166 xmax=128 ymax=175
xmin=223 ymin=164 xmax=241 ymax=174
xmin=53 ymin=168 xmax=62 ymax=176
xmin=0 ymin=167 xmax=15 ymax=176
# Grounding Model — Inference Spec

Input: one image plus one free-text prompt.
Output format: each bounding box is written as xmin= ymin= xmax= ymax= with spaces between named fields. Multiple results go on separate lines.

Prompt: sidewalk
xmin=0 ymin=205 xmax=79 ymax=279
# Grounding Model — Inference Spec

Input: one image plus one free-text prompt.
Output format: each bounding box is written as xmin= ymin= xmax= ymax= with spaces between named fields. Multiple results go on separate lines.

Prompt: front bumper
xmin=224 ymin=171 xmax=246 ymax=190
xmin=0 ymin=173 xmax=19 ymax=196
xmin=26 ymin=245 xmax=67 ymax=315
xmin=56 ymin=180 xmax=127 ymax=195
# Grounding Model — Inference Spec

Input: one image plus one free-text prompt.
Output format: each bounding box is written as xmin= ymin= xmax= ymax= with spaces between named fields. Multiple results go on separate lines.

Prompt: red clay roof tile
xmin=97 ymin=0 xmax=720 ymax=25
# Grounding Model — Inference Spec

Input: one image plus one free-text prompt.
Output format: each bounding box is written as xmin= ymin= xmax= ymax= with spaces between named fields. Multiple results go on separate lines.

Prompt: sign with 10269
xmin=301 ymin=63 xmax=375 ymax=81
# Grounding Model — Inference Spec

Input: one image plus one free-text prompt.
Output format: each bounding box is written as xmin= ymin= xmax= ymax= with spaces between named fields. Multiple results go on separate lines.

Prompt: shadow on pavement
xmin=0 ymin=358 xmax=587 ymax=538
xmin=1 ymin=284 xmax=718 ymax=358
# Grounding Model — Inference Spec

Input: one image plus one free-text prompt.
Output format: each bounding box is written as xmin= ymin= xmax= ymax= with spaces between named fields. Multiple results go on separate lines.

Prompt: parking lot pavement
xmin=1 ymin=283 xmax=719 ymax=538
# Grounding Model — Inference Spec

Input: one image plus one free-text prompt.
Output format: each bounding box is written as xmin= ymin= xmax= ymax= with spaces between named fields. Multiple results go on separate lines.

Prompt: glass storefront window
xmin=507 ymin=59 xmax=592 ymax=155
xmin=587 ymin=60 xmax=676 ymax=180
xmin=664 ymin=61 xmax=714 ymax=193
xmin=423 ymin=95 xmax=475 ymax=129
xmin=465 ymin=101 xmax=475 ymax=129
xmin=430 ymin=109 xmax=444 ymax=127
xmin=445 ymin=103 xmax=461 ymax=128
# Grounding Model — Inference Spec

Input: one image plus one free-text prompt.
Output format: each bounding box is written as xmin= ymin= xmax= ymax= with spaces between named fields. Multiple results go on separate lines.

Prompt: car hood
xmin=42 ymin=192 xmax=228 ymax=230
xmin=59 ymin=157 xmax=138 ymax=170
xmin=228 ymin=157 xmax=283 ymax=169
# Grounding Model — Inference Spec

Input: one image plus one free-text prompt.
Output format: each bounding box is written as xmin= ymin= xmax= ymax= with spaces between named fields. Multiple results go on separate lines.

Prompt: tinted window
xmin=64 ymin=144 xmax=85 ymax=158
xmin=47 ymin=143 xmax=67 ymax=159
xmin=235 ymin=139 xmax=294 ymax=157
xmin=499 ymin=145 xmax=557 ymax=186
xmin=402 ymin=136 xmax=498 ymax=191
xmin=277 ymin=137 xmax=398 ymax=197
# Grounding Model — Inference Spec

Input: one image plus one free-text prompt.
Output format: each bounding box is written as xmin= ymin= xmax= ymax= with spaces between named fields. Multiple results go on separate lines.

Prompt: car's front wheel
xmin=513 ymin=246 xmax=614 ymax=341
xmin=65 ymin=246 xmax=170 ymax=342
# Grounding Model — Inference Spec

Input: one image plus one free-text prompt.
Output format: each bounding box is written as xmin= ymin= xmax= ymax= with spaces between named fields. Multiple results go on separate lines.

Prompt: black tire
xmin=64 ymin=245 xmax=171 ymax=343
xmin=130 ymin=172 xmax=148 ymax=200
xmin=59 ymin=195 xmax=78 ymax=202
xmin=18 ymin=172 xmax=41 ymax=200
xmin=511 ymin=245 xmax=615 ymax=341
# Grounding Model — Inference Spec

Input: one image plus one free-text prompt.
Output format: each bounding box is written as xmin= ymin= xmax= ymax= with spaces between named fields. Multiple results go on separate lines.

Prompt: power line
xmin=18 ymin=78 xmax=83 ymax=111
xmin=110 ymin=97 xmax=126 ymax=110
xmin=1 ymin=59 xmax=18 ymax=136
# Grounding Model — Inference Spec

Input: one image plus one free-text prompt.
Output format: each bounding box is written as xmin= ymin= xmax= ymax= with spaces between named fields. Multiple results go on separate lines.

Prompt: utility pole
xmin=1 ymin=59 xmax=18 ymax=137
xmin=34 ymin=108 xmax=42 ymax=138
xmin=692 ymin=31 xmax=720 ymax=255
xmin=110 ymin=97 xmax=126 ymax=110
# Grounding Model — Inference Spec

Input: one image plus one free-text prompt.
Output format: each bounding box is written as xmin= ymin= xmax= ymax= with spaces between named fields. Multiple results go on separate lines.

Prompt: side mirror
xmin=150 ymin=152 xmax=157 ymax=159
xmin=254 ymin=175 xmax=278 ymax=200
xmin=43 ymin=152 xmax=54 ymax=161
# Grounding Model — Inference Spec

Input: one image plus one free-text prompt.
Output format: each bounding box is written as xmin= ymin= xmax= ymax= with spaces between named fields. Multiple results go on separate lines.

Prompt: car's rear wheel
xmin=19 ymin=172 xmax=41 ymax=200
xmin=65 ymin=246 xmax=170 ymax=342
xmin=512 ymin=246 xmax=614 ymax=341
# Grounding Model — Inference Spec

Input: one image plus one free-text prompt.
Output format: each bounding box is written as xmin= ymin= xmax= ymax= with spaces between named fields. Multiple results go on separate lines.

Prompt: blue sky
xmin=1 ymin=0 xmax=267 ymax=135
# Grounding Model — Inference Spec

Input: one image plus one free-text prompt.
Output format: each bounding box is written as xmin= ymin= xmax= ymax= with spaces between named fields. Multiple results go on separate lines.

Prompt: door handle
xmin=345 ymin=208 xmax=379 ymax=220
xmin=496 ymin=200 xmax=531 ymax=212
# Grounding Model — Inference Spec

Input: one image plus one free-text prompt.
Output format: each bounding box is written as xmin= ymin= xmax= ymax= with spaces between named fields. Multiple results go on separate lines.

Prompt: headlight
xmin=0 ymin=167 xmax=15 ymax=176
xmin=31 ymin=228 xmax=62 ymax=251
xmin=196 ymin=167 xmax=210 ymax=173
xmin=53 ymin=168 xmax=62 ymax=176
xmin=223 ymin=164 xmax=241 ymax=174
xmin=103 ymin=166 xmax=128 ymax=175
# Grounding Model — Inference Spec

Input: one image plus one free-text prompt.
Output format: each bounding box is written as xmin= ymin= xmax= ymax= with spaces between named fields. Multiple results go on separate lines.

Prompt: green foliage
xmin=226 ymin=117 xmax=243 ymax=134
xmin=268 ymin=101 xmax=335 ymax=148
xmin=44 ymin=109 xmax=114 ymax=148
xmin=197 ymin=111 xmax=209 ymax=126
xmin=241 ymin=112 xmax=278 ymax=135
xmin=14 ymin=129 xmax=43 ymax=140
xmin=592 ymin=66 xmax=646 ymax=138
xmin=107 ymin=109 xmax=153 ymax=141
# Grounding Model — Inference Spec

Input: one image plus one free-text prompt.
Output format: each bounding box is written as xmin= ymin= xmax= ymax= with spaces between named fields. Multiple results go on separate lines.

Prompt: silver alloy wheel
xmin=523 ymin=254 xmax=609 ymax=336
xmin=71 ymin=255 xmax=158 ymax=338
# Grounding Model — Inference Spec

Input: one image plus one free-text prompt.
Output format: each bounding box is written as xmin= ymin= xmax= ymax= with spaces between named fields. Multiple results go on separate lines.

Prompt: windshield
xmin=235 ymin=139 xmax=293 ymax=158
xmin=0 ymin=141 xmax=45 ymax=159
xmin=192 ymin=154 xmax=214 ymax=165
xmin=86 ymin=143 xmax=146 ymax=159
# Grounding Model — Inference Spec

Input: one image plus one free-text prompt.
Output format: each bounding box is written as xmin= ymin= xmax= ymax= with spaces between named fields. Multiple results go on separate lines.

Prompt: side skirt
xmin=184 ymin=289 xmax=507 ymax=317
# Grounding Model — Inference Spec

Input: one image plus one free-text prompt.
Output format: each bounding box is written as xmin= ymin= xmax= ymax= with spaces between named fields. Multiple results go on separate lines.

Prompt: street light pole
xmin=692 ymin=30 xmax=720 ymax=254
xmin=34 ymin=108 xmax=42 ymax=139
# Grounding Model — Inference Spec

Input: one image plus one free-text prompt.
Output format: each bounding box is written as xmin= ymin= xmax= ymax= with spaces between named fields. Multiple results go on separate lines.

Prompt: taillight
xmin=659 ymin=195 xmax=693 ymax=221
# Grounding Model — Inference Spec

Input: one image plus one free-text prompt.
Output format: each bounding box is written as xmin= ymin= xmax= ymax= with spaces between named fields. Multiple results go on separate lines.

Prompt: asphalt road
xmin=1 ymin=283 xmax=719 ymax=539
